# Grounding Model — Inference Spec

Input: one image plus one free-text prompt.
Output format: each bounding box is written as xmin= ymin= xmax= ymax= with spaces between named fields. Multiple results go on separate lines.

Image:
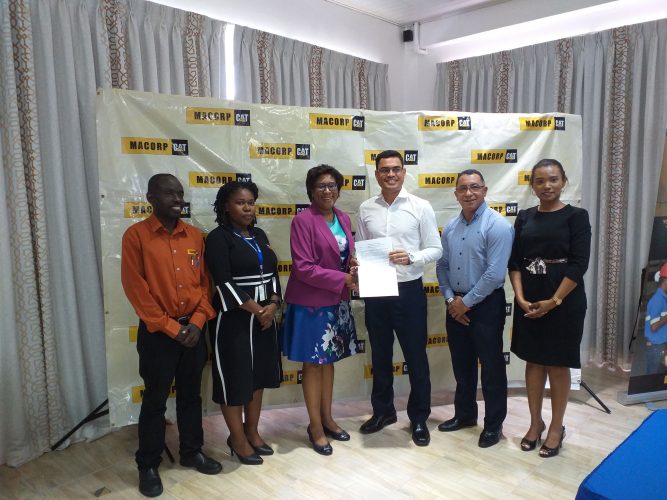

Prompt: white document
xmin=355 ymin=237 xmax=393 ymax=264
xmin=355 ymin=237 xmax=398 ymax=297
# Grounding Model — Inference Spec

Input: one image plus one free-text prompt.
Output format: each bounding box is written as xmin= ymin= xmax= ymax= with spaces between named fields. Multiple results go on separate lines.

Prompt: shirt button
xmin=459 ymin=252 xmax=462 ymax=255
xmin=176 ymin=267 xmax=180 ymax=271
xmin=178 ymin=284 xmax=183 ymax=288
xmin=180 ymin=301 xmax=184 ymax=305
xmin=457 ymin=267 xmax=460 ymax=270
xmin=173 ymin=249 xmax=177 ymax=253
xmin=462 ymin=237 xmax=465 ymax=240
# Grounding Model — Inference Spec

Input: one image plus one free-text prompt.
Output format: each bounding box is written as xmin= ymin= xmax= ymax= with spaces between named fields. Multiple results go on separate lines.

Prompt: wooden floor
xmin=0 ymin=367 xmax=653 ymax=499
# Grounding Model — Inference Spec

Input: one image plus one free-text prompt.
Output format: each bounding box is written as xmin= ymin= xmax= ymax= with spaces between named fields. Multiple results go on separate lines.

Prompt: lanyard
xmin=233 ymin=230 xmax=264 ymax=272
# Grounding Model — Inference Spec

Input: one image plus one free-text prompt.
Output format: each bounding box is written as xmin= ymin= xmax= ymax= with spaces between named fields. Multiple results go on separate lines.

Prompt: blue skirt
xmin=281 ymin=301 xmax=358 ymax=364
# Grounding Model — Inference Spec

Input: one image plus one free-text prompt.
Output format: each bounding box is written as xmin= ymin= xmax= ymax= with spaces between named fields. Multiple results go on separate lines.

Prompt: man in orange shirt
xmin=121 ymin=174 xmax=220 ymax=497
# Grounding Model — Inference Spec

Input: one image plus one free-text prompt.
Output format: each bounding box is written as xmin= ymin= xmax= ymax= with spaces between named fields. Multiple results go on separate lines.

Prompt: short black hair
xmin=530 ymin=158 xmax=568 ymax=185
xmin=213 ymin=180 xmax=259 ymax=226
xmin=374 ymin=150 xmax=404 ymax=169
xmin=456 ymin=169 xmax=485 ymax=185
xmin=147 ymin=173 xmax=178 ymax=194
xmin=305 ymin=164 xmax=344 ymax=202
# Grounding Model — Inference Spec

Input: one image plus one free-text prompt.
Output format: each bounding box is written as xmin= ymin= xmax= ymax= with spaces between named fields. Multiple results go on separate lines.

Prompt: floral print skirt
xmin=281 ymin=301 xmax=357 ymax=364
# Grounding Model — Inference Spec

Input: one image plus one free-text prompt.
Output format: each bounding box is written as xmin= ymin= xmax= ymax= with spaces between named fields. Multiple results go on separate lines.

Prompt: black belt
xmin=454 ymin=291 xmax=467 ymax=297
xmin=175 ymin=314 xmax=191 ymax=326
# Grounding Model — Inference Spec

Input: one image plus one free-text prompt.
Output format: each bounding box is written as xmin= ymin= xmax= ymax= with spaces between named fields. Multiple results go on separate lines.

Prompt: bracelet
xmin=551 ymin=295 xmax=562 ymax=306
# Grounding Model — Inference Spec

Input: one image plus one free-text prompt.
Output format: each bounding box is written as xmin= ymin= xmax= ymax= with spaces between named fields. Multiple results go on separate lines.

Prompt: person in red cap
xmin=644 ymin=262 xmax=667 ymax=374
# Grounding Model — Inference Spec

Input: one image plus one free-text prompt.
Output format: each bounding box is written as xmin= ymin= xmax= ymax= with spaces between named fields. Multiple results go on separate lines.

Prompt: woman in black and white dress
xmin=205 ymin=181 xmax=281 ymax=465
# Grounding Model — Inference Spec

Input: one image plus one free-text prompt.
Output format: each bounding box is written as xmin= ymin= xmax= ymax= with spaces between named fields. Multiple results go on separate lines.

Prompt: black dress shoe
xmin=437 ymin=416 xmax=477 ymax=432
xmin=307 ymin=426 xmax=333 ymax=456
xmin=179 ymin=451 xmax=223 ymax=474
xmin=478 ymin=427 xmax=503 ymax=448
xmin=359 ymin=413 xmax=398 ymax=434
xmin=251 ymin=442 xmax=274 ymax=456
xmin=138 ymin=467 xmax=163 ymax=498
xmin=226 ymin=437 xmax=263 ymax=465
xmin=323 ymin=425 xmax=351 ymax=441
xmin=411 ymin=422 xmax=430 ymax=446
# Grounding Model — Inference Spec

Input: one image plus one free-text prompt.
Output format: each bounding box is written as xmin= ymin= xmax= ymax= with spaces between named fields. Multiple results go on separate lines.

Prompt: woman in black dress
xmin=509 ymin=159 xmax=591 ymax=458
xmin=205 ymin=181 xmax=282 ymax=465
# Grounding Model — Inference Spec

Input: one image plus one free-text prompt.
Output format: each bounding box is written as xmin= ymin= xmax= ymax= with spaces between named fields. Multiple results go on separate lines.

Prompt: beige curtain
xmin=1 ymin=0 xmax=227 ymax=466
xmin=434 ymin=20 xmax=667 ymax=368
xmin=234 ymin=25 xmax=389 ymax=110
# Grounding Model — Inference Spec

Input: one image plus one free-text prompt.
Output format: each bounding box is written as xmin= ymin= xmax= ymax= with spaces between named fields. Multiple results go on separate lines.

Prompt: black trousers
xmin=364 ymin=278 xmax=431 ymax=423
xmin=135 ymin=321 xmax=207 ymax=470
xmin=446 ymin=288 xmax=507 ymax=431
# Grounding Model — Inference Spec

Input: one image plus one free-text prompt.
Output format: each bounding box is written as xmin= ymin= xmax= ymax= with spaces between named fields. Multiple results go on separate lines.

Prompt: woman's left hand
xmin=523 ymin=299 xmax=556 ymax=319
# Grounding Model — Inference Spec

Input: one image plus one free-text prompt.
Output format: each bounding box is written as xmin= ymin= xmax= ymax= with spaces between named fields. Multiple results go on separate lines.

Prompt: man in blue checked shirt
xmin=436 ymin=169 xmax=514 ymax=449
xmin=644 ymin=263 xmax=667 ymax=374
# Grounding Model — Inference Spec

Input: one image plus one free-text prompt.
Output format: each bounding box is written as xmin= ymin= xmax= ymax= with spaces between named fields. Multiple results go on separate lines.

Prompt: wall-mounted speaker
xmin=402 ymin=29 xmax=414 ymax=43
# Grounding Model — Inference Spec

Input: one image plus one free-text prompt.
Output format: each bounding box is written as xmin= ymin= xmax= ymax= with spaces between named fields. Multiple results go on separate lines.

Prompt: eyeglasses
xmin=315 ymin=183 xmax=338 ymax=192
xmin=377 ymin=167 xmax=403 ymax=175
xmin=455 ymin=184 xmax=485 ymax=194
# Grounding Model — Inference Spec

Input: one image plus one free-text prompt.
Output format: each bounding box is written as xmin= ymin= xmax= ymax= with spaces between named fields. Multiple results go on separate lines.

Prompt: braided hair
xmin=213 ymin=180 xmax=259 ymax=228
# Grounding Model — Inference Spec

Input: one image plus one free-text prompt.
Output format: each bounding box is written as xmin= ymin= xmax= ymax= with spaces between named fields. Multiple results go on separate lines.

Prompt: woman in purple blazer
xmin=282 ymin=164 xmax=358 ymax=456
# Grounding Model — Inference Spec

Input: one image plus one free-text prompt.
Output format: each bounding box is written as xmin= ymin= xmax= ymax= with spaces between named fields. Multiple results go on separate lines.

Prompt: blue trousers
xmin=364 ymin=278 xmax=431 ymax=423
xmin=445 ymin=288 xmax=507 ymax=432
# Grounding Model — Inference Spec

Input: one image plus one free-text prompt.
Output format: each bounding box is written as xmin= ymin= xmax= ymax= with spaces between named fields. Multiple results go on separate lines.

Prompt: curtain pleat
xmin=434 ymin=20 xmax=667 ymax=367
xmin=234 ymin=25 xmax=388 ymax=110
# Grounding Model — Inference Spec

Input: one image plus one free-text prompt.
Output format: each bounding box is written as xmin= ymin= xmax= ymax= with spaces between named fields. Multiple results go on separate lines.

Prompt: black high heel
xmin=520 ymin=421 xmax=546 ymax=451
xmin=226 ymin=436 xmax=263 ymax=465
xmin=323 ymin=425 xmax=351 ymax=442
xmin=539 ymin=426 xmax=565 ymax=458
xmin=251 ymin=442 xmax=274 ymax=456
xmin=307 ymin=426 xmax=333 ymax=456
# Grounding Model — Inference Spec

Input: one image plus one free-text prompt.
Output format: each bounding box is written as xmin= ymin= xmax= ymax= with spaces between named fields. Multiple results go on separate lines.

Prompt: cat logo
xmin=342 ymin=175 xmax=367 ymax=191
xmin=505 ymin=302 xmax=513 ymax=316
xmin=503 ymin=352 xmax=511 ymax=365
xmin=518 ymin=171 xmax=532 ymax=185
xmin=122 ymin=137 xmax=189 ymax=156
xmin=364 ymin=362 xmax=407 ymax=379
xmin=189 ymin=172 xmax=252 ymax=188
xmin=427 ymin=333 xmax=448 ymax=348
xmin=422 ymin=282 xmax=441 ymax=297
xmin=418 ymin=174 xmax=457 ymax=188
xmin=282 ymin=370 xmax=303 ymax=385
xmin=488 ymin=203 xmax=518 ymax=217
xmin=519 ymin=115 xmax=565 ymax=131
xmin=132 ymin=384 xmax=176 ymax=403
xmin=249 ymin=143 xmax=311 ymax=160
xmin=365 ymin=149 xmax=419 ymax=166
xmin=277 ymin=261 xmax=293 ymax=276
xmin=418 ymin=115 xmax=471 ymax=131
xmin=185 ymin=107 xmax=250 ymax=126
xmin=309 ymin=113 xmax=365 ymax=131
xmin=356 ymin=340 xmax=366 ymax=353
xmin=471 ymin=149 xmax=518 ymax=163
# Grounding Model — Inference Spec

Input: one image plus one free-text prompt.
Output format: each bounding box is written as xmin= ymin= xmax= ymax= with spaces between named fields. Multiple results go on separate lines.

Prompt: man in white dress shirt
xmin=357 ymin=150 xmax=442 ymax=446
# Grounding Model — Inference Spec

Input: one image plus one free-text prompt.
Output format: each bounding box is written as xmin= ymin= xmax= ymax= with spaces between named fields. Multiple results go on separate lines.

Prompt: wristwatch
xmin=551 ymin=295 xmax=562 ymax=306
xmin=446 ymin=297 xmax=455 ymax=305
xmin=407 ymin=252 xmax=416 ymax=265
xmin=270 ymin=297 xmax=282 ymax=307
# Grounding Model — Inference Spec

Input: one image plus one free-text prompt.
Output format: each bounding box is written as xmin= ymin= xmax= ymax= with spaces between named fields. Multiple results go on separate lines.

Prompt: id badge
xmin=258 ymin=284 xmax=266 ymax=302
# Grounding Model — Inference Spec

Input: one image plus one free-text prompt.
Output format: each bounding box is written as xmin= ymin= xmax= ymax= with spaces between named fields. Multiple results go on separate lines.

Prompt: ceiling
xmin=323 ymin=0 xmax=509 ymax=26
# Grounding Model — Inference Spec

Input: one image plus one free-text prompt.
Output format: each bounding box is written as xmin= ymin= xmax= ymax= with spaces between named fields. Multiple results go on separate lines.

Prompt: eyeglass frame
xmin=455 ymin=183 xmax=486 ymax=194
xmin=314 ymin=182 xmax=339 ymax=192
